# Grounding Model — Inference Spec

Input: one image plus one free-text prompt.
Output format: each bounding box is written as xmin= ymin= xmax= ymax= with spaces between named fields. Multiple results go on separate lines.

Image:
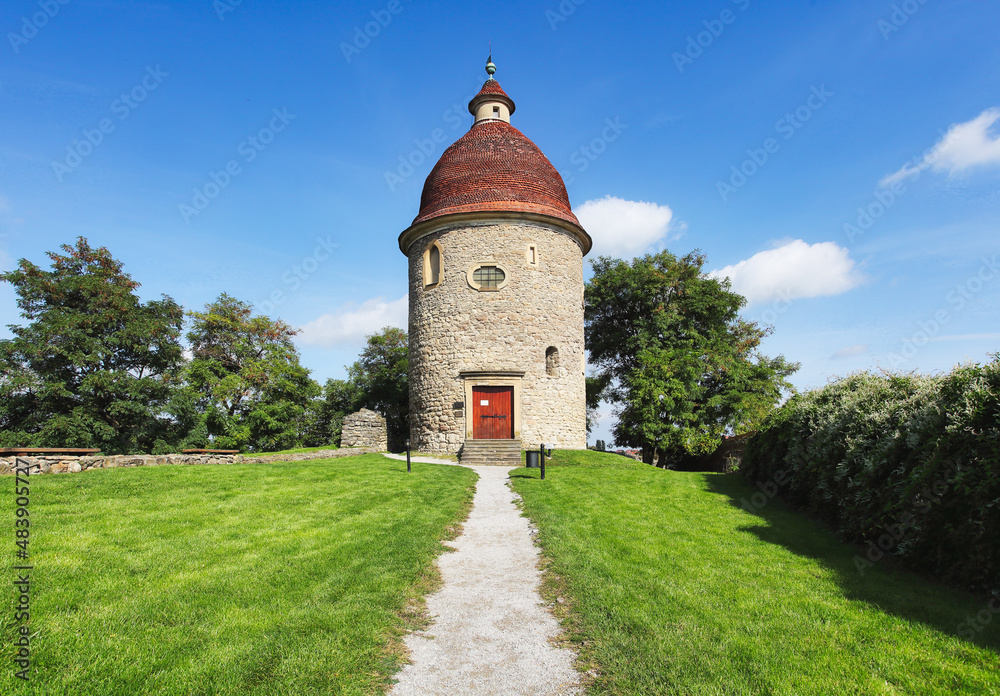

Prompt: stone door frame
xmin=471 ymin=385 xmax=515 ymax=439
xmin=460 ymin=371 xmax=524 ymax=441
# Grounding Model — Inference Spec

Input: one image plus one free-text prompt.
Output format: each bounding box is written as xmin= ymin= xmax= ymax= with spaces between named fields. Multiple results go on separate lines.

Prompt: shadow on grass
xmin=705 ymin=472 xmax=1000 ymax=655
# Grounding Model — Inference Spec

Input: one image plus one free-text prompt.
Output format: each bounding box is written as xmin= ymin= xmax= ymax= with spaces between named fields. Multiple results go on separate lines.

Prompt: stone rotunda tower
xmin=399 ymin=58 xmax=592 ymax=463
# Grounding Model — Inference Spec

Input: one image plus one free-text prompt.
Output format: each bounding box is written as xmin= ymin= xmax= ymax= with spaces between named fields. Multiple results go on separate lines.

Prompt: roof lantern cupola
xmin=468 ymin=55 xmax=515 ymax=125
xmin=400 ymin=55 xmax=591 ymax=255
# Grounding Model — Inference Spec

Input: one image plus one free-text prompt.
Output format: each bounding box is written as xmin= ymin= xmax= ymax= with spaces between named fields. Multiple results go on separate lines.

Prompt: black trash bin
xmin=525 ymin=451 xmax=540 ymax=468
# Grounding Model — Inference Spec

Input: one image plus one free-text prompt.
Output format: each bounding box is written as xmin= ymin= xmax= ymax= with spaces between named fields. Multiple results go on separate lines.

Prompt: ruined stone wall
xmin=340 ymin=409 xmax=388 ymax=451
xmin=0 ymin=448 xmax=378 ymax=475
xmin=0 ymin=453 xmax=237 ymax=476
xmin=407 ymin=218 xmax=587 ymax=454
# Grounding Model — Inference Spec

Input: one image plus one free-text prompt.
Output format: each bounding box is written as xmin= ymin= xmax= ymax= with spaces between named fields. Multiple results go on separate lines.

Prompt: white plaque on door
xmin=480 ymin=400 xmax=489 ymax=406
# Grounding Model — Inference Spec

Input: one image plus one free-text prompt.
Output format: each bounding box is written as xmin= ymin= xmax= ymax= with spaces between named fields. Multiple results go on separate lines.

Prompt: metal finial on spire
xmin=485 ymin=43 xmax=496 ymax=79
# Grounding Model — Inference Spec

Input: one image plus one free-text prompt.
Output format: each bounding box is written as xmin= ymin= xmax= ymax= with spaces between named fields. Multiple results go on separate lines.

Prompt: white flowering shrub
xmin=742 ymin=355 xmax=999 ymax=593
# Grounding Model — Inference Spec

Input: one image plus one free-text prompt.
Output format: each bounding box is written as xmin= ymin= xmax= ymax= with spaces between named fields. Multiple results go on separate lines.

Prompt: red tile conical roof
xmin=470 ymin=78 xmax=515 ymax=108
xmin=412 ymin=118 xmax=580 ymax=228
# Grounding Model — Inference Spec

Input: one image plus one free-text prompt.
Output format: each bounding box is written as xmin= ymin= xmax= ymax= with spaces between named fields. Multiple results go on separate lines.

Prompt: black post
xmin=539 ymin=443 xmax=545 ymax=480
xmin=406 ymin=439 xmax=411 ymax=473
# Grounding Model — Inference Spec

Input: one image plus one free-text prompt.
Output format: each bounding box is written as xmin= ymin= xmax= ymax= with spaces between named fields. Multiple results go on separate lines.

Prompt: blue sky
xmin=2 ymin=0 xmax=998 ymax=447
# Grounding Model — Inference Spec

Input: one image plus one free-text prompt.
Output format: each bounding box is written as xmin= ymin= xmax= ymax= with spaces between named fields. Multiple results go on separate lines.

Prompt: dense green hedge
xmin=742 ymin=357 xmax=1000 ymax=594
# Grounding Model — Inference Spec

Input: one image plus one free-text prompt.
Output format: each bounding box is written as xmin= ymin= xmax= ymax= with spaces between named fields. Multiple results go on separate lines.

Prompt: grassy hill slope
xmin=512 ymin=450 xmax=1000 ymax=695
xmin=1 ymin=455 xmax=475 ymax=695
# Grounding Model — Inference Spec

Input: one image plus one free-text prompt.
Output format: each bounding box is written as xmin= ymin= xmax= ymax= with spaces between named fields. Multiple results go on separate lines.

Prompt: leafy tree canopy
xmin=348 ymin=327 xmax=408 ymax=451
xmin=585 ymin=250 xmax=799 ymax=465
xmin=585 ymin=373 xmax=610 ymax=436
xmin=185 ymin=293 xmax=319 ymax=452
xmin=0 ymin=237 xmax=184 ymax=453
xmin=299 ymin=378 xmax=364 ymax=448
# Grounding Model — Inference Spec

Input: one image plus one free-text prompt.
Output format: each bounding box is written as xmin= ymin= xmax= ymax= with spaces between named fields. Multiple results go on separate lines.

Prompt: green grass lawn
xmin=511 ymin=450 xmax=1000 ymax=695
xmin=241 ymin=444 xmax=343 ymax=457
xmin=408 ymin=451 xmax=459 ymax=462
xmin=1 ymin=455 xmax=475 ymax=695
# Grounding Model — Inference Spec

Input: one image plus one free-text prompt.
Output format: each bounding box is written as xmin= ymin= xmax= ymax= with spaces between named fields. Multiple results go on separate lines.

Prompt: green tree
xmin=150 ymin=384 xmax=210 ymax=454
xmin=300 ymin=378 xmax=363 ymax=447
xmin=186 ymin=294 xmax=319 ymax=452
xmin=585 ymin=250 xmax=798 ymax=466
xmin=348 ymin=327 xmax=409 ymax=451
xmin=585 ymin=373 xmax=610 ymax=436
xmin=0 ymin=237 xmax=184 ymax=453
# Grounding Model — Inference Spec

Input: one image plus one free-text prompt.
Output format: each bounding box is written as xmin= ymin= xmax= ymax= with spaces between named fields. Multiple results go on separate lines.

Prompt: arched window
xmin=423 ymin=241 xmax=442 ymax=288
xmin=546 ymin=346 xmax=560 ymax=376
xmin=429 ymin=245 xmax=440 ymax=282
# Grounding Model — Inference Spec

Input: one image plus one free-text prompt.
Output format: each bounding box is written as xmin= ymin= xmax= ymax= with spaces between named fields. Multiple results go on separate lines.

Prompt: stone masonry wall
xmin=341 ymin=409 xmax=388 ymax=451
xmin=0 ymin=453 xmax=238 ymax=476
xmin=0 ymin=448 xmax=377 ymax=475
xmin=407 ymin=218 xmax=587 ymax=455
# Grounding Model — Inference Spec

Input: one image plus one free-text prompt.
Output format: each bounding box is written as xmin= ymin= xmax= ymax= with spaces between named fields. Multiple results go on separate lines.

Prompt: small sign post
xmin=539 ymin=443 xmax=545 ymax=480
xmin=406 ymin=439 xmax=411 ymax=473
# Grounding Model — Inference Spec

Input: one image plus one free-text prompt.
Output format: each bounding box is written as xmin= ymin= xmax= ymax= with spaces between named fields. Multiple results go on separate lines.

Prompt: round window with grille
xmin=473 ymin=265 xmax=504 ymax=288
xmin=467 ymin=262 xmax=510 ymax=291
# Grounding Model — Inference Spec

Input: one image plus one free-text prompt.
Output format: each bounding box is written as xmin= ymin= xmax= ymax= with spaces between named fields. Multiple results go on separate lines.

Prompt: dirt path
xmin=388 ymin=464 xmax=582 ymax=696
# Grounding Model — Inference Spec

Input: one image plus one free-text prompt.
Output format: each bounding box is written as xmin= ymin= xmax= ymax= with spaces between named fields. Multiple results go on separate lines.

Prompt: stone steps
xmin=460 ymin=439 xmax=523 ymax=467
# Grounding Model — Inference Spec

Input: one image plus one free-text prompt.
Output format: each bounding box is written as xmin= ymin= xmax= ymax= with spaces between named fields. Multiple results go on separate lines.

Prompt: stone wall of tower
xmin=407 ymin=218 xmax=587 ymax=455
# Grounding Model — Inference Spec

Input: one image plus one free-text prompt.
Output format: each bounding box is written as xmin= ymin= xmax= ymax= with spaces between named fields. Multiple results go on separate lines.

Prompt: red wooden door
xmin=472 ymin=386 xmax=514 ymax=439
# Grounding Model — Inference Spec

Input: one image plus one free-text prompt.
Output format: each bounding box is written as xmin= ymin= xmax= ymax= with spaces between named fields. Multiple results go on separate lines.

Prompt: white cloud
xmin=832 ymin=344 xmax=869 ymax=359
xmin=928 ymin=332 xmax=1000 ymax=343
xmin=297 ymin=295 xmax=408 ymax=347
xmin=574 ymin=196 xmax=675 ymax=259
xmin=709 ymin=239 xmax=864 ymax=307
xmin=881 ymin=107 xmax=1000 ymax=186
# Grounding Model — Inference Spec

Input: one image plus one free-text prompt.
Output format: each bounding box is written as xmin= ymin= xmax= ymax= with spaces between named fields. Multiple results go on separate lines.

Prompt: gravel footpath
xmin=389 ymin=464 xmax=582 ymax=696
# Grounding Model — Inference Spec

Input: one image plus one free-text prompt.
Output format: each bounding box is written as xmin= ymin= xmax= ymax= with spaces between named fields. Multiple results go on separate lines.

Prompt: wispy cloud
xmin=882 ymin=107 xmax=1000 ymax=186
xmin=297 ymin=295 xmax=408 ymax=347
xmin=575 ymin=196 xmax=676 ymax=259
xmin=709 ymin=239 xmax=864 ymax=307
xmin=927 ymin=332 xmax=1000 ymax=343
xmin=832 ymin=344 xmax=869 ymax=359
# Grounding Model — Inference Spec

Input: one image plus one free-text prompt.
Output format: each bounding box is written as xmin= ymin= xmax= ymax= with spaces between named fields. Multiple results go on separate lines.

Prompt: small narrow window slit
xmin=546 ymin=346 xmax=560 ymax=376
